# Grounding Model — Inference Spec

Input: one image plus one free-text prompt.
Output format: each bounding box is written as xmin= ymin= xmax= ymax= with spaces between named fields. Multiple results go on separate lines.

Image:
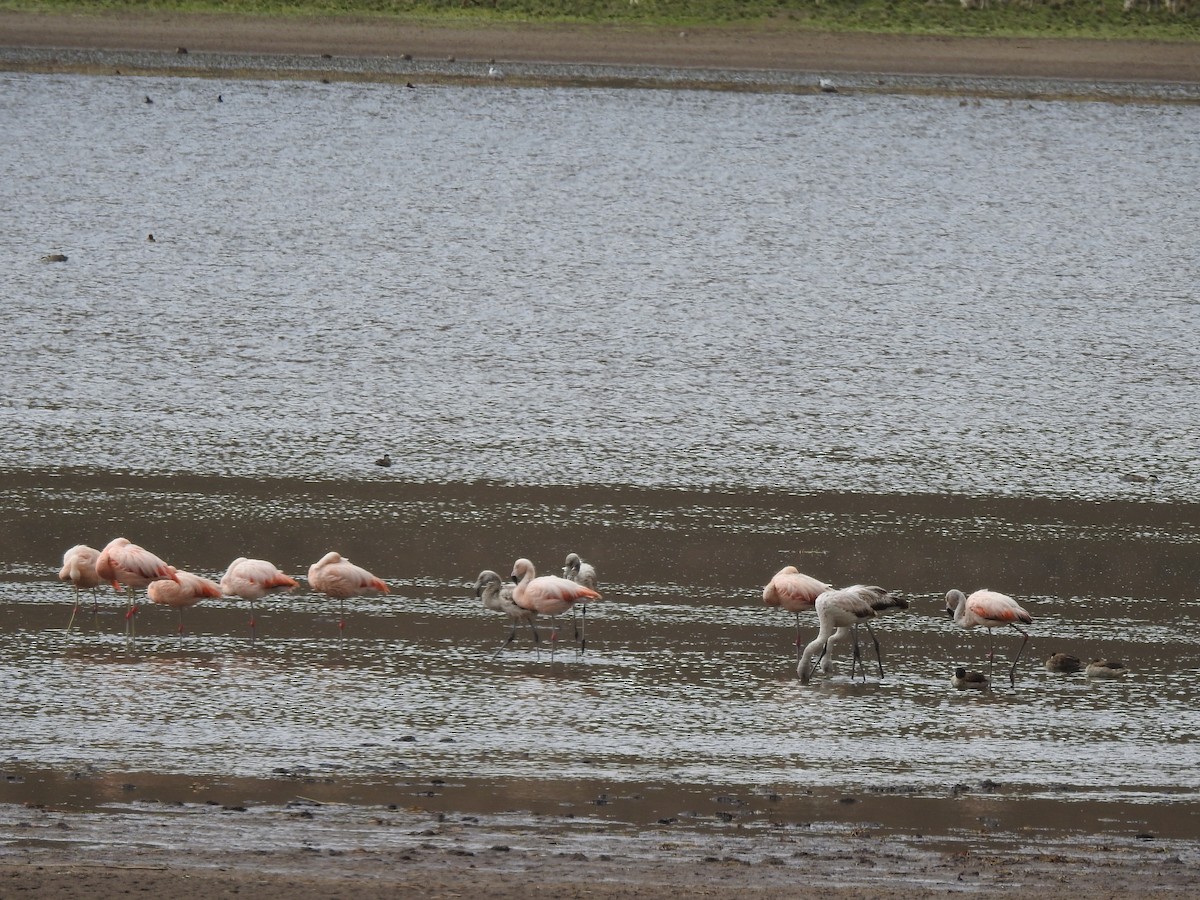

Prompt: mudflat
xmin=0 ymin=9 xmax=1198 ymax=83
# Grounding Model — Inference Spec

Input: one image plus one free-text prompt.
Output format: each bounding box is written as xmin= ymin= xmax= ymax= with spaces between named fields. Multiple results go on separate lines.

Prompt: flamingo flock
xmin=54 ymin=542 xmax=1126 ymax=686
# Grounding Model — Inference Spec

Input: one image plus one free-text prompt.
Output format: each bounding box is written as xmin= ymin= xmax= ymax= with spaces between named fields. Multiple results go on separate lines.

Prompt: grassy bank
xmin=2 ymin=0 xmax=1197 ymax=40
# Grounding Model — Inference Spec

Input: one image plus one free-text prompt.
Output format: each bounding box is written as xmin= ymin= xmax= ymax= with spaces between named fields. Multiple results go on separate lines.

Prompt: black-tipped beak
xmin=944 ymin=607 xmax=954 ymax=618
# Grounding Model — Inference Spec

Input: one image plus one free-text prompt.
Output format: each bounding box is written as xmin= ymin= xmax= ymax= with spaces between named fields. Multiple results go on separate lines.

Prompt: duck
xmin=1045 ymin=652 xmax=1083 ymax=673
xmin=1086 ymin=659 xmax=1129 ymax=679
xmin=374 ymin=453 xmax=392 ymax=468
xmin=952 ymin=666 xmax=990 ymax=690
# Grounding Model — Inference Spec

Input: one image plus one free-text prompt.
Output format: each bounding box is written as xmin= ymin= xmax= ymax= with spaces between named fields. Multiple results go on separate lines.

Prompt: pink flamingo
xmin=95 ymin=537 xmax=178 ymax=644
xmin=562 ymin=552 xmax=598 ymax=651
xmin=306 ymin=551 xmax=389 ymax=643
xmin=220 ymin=557 xmax=299 ymax=644
xmin=945 ymin=589 xmax=1033 ymax=686
xmin=511 ymin=558 xmax=600 ymax=660
xmin=763 ymin=566 xmax=836 ymax=663
xmin=474 ymin=569 xmax=537 ymax=659
xmin=147 ymin=568 xmax=222 ymax=636
xmin=797 ymin=588 xmax=878 ymax=684
xmin=59 ymin=544 xmax=103 ymax=632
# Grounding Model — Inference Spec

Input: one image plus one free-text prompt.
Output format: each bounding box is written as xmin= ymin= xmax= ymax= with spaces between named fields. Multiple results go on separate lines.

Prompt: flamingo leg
xmin=66 ymin=587 xmax=81 ymax=633
xmin=850 ymin=630 xmax=864 ymax=681
xmin=177 ymin=609 xmax=185 ymax=637
xmin=577 ymin=603 xmax=587 ymax=654
xmin=1008 ymin=624 xmax=1030 ymax=687
xmin=793 ymin=612 xmax=803 ymax=661
xmin=492 ymin=622 xmax=519 ymax=660
xmin=864 ymin=622 xmax=884 ymax=679
xmin=249 ymin=598 xmax=258 ymax=647
xmin=124 ymin=586 xmax=139 ymax=648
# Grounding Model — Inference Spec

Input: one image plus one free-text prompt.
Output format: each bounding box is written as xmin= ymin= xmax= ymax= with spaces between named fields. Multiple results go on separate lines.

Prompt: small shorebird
xmin=1086 ymin=659 xmax=1129 ymax=679
xmin=1045 ymin=652 xmax=1083 ymax=673
xmin=952 ymin=666 xmax=990 ymax=690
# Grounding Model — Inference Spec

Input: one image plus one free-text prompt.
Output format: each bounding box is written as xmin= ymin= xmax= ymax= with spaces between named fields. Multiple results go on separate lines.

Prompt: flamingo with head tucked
xmin=220 ymin=557 xmax=298 ymax=644
xmin=95 ymin=537 xmax=178 ymax=645
xmin=763 ymin=565 xmax=833 ymax=659
xmin=945 ymin=589 xmax=1033 ymax=686
xmin=59 ymin=544 xmax=103 ymax=632
xmin=307 ymin=552 xmax=389 ymax=644
xmin=511 ymin=558 xmax=600 ymax=660
xmin=147 ymin=568 xmax=222 ymax=636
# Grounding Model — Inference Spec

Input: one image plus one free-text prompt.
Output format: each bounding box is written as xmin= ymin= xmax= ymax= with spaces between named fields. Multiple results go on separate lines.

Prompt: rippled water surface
xmin=1 ymin=71 xmax=1198 ymax=842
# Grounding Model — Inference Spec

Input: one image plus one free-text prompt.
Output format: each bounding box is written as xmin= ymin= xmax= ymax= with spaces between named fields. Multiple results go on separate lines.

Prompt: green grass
xmin=3 ymin=0 xmax=1197 ymax=40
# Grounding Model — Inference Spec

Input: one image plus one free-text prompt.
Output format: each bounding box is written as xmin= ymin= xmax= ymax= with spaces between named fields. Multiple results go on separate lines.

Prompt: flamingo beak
xmin=944 ymin=607 xmax=954 ymax=618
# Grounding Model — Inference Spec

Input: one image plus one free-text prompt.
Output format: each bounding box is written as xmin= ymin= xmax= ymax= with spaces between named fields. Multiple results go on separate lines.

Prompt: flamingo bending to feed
xmin=147 ymin=568 xmax=222 ymax=635
xmin=475 ymin=569 xmax=537 ymax=659
xmin=95 ymin=537 xmax=179 ymax=644
xmin=59 ymin=544 xmax=103 ymax=632
xmin=562 ymin=552 xmax=598 ymax=651
xmin=797 ymin=589 xmax=879 ymax=684
xmin=511 ymin=558 xmax=600 ymax=660
xmin=220 ymin=557 xmax=299 ymax=644
xmin=944 ymin=589 xmax=1032 ymax=687
xmin=307 ymin=552 xmax=389 ymax=643
xmin=834 ymin=584 xmax=908 ymax=678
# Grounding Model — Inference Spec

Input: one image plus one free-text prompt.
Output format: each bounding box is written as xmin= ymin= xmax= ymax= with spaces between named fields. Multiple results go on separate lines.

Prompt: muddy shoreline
xmin=1 ymin=10 xmax=1199 ymax=96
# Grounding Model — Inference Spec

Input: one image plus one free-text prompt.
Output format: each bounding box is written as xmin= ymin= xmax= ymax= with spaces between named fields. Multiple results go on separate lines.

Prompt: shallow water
xmin=1 ymin=70 xmax=1198 ymax=844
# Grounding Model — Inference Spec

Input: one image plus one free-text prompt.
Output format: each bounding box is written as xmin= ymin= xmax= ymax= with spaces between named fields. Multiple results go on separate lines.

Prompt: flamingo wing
xmin=967 ymin=590 xmax=1032 ymax=626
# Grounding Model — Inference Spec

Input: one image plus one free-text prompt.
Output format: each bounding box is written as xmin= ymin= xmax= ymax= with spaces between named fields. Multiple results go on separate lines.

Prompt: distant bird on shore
xmin=952 ymin=666 xmax=990 ymax=690
xmin=59 ymin=544 xmax=103 ymax=632
xmin=797 ymin=588 xmax=878 ymax=684
xmin=562 ymin=552 xmax=598 ymax=651
xmin=95 ymin=538 xmax=178 ymax=645
xmin=148 ymin=568 xmax=222 ymax=635
xmin=818 ymin=77 xmax=838 ymax=93
xmin=1045 ymin=652 xmax=1083 ymax=673
xmin=945 ymin=589 xmax=1033 ymax=687
xmin=1119 ymin=472 xmax=1158 ymax=484
xmin=41 ymin=253 xmax=68 ymax=263
xmin=487 ymin=64 xmax=505 ymax=80
xmin=510 ymin=558 xmax=600 ymax=661
xmin=475 ymin=569 xmax=537 ymax=659
xmin=307 ymin=551 xmax=389 ymax=644
xmin=220 ymin=557 xmax=298 ymax=644
xmin=375 ymin=453 xmax=392 ymax=468
xmin=1086 ymin=659 xmax=1130 ymax=679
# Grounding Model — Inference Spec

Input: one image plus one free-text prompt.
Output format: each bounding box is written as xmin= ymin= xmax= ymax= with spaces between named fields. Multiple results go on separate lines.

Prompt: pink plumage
xmin=221 ymin=557 xmax=298 ymax=601
xmin=953 ymin=589 xmax=1033 ymax=630
xmin=147 ymin=568 xmax=222 ymax=609
xmin=762 ymin=565 xmax=830 ymax=612
xmin=307 ymin=552 xmax=389 ymax=599
xmin=95 ymin=537 xmax=177 ymax=592
xmin=511 ymin=557 xmax=600 ymax=616
xmin=59 ymin=544 xmax=103 ymax=592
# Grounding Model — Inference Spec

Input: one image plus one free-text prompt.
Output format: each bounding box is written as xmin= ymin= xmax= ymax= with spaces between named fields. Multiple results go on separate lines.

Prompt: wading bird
xmin=220 ymin=557 xmax=299 ymax=645
xmin=511 ymin=558 xmax=600 ymax=661
xmin=475 ymin=569 xmax=537 ymax=659
xmin=59 ymin=544 xmax=103 ymax=632
xmin=306 ymin=552 xmax=389 ymax=644
xmin=763 ymin=566 xmax=834 ymax=663
xmin=562 ymin=552 xmax=598 ymax=651
xmin=147 ymin=568 xmax=222 ymax=636
xmin=797 ymin=588 xmax=878 ymax=684
xmin=95 ymin=538 xmax=178 ymax=646
xmin=944 ymin=589 xmax=1033 ymax=687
